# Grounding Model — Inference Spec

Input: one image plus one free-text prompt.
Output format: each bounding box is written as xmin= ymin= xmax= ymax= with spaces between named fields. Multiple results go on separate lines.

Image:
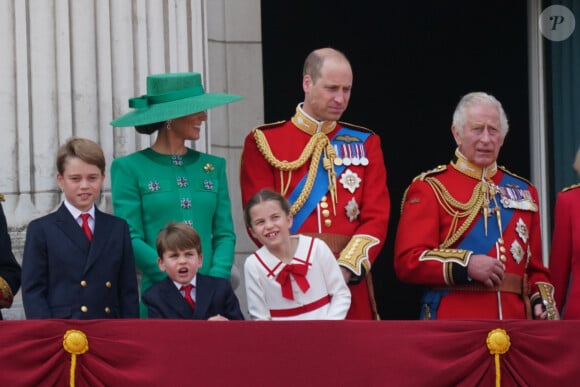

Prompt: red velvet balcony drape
xmin=0 ymin=320 xmax=577 ymax=387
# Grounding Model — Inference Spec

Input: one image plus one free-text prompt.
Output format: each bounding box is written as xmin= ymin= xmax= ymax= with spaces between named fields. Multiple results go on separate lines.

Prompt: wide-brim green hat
xmin=110 ymin=72 xmax=243 ymax=127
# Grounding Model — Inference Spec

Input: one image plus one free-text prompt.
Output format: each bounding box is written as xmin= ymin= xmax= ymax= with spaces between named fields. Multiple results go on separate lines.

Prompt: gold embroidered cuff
xmin=337 ymin=235 xmax=379 ymax=276
xmin=0 ymin=276 xmax=14 ymax=309
xmin=535 ymin=282 xmax=559 ymax=320
xmin=420 ymin=249 xmax=472 ymax=265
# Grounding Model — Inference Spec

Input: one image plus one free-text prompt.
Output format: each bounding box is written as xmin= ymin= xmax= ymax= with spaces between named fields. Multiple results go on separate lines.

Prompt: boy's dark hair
xmin=156 ymin=222 xmax=202 ymax=258
xmin=243 ymin=188 xmax=291 ymax=228
xmin=56 ymin=136 xmax=106 ymax=175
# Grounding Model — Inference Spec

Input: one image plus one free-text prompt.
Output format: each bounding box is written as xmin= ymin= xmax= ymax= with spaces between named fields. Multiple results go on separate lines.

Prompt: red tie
xmin=181 ymin=284 xmax=196 ymax=309
xmin=80 ymin=213 xmax=92 ymax=241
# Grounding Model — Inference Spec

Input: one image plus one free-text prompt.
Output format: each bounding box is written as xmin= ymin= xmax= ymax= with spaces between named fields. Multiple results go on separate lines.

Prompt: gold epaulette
xmin=400 ymin=165 xmax=447 ymax=215
xmin=0 ymin=193 xmax=4 ymax=202
xmin=413 ymin=165 xmax=447 ymax=182
xmin=498 ymin=165 xmax=533 ymax=185
xmin=338 ymin=121 xmax=375 ymax=134
xmin=251 ymin=120 xmax=287 ymax=132
xmin=562 ymin=183 xmax=580 ymax=192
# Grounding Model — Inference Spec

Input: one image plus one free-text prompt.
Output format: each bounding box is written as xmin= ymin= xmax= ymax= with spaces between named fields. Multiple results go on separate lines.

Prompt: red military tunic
xmin=549 ymin=184 xmax=580 ymax=319
xmin=240 ymin=105 xmax=390 ymax=320
xmin=394 ymin=150 xmax=555 ymax=320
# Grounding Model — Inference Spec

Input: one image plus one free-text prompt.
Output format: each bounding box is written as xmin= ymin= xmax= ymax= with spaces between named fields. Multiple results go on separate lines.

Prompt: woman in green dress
xmin=110 ymin=72 xmax=243 ymax=316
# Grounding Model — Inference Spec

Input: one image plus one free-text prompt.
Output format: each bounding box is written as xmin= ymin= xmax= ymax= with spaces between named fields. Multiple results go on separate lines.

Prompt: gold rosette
xmin=63 ymin=330 xmax=89 ymax=387
xmin=486 ymin=328 xmax=511 ymax=387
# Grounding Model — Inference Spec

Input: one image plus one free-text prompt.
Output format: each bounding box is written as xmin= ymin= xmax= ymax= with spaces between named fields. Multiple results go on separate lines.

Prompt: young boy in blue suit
xmin=142 ymin=222 xmax=243 ymax=320
xmin=22 ymin=137 xmax=139 ymax=319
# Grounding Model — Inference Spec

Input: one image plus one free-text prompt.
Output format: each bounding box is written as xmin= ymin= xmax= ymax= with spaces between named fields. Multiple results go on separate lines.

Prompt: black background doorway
xmin=261 ymin=0 xmax=530 ymax=319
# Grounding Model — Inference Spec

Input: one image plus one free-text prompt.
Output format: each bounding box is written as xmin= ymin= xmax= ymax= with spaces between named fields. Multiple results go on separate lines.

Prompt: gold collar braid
xmin=426 ymin=175 xmax=503 ymax=247
xmin=253 ymin=129 xmax=338 ymax=216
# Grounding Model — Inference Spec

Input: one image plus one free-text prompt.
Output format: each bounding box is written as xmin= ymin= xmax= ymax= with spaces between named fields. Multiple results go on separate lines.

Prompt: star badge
xmin=510 ymin=240 xmax=524 ymax=264
xmin=345 ymin=197 xmax=360 ymax=222
xmin=339 ymin=169 xmax=361 ymax=194
xmin=515 ymin=218 xmax=528 ymax=243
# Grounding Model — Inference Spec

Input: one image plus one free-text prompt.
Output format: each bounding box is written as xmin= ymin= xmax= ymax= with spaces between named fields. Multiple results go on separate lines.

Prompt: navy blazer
xmin=22 ymin=204 xmax=139 ymax=319
xmin=0 ymin=202 xmax=21 ymax=319
xmin=142 ymin=274 xmax=244 ymax=320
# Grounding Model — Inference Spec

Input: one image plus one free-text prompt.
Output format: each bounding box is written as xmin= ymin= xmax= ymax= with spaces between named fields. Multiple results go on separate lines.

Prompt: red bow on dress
xmin=276 ymin=263 xmax=310 ymax=300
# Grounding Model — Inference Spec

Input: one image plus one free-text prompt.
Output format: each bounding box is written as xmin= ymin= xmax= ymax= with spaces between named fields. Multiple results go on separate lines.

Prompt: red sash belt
xmin=270 ymin=295 xmax=331 ymax=317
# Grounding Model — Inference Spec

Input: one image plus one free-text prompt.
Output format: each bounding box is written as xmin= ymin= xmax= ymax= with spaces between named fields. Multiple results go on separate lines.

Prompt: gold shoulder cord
xmin=425 ymin=177 xmax=485 ymax=248
xmin=253 ymin=129 xmax=338 ymax=215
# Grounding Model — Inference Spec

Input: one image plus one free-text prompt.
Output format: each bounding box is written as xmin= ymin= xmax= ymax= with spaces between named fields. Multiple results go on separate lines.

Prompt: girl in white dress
xmin=243 ymin=189 xmax=351 ymax=320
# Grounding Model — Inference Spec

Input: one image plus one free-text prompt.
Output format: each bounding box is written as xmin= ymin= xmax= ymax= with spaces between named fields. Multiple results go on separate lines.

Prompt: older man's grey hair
xmin=452 ymin=92 xmax=509 ymax=137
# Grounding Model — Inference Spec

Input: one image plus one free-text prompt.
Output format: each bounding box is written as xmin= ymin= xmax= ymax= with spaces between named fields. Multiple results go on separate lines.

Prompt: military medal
xmin=333 ymin=145 xmax=343 ymax=166
xmin=359 ymin=144 xmax=369 ymax=166
xmin=498 ymin=185 xmax=538 ymax=211
xmin=342 ymin=144 xmax=351 ymax=166
xmin=351 ymin=144 xmax=360 ymax=166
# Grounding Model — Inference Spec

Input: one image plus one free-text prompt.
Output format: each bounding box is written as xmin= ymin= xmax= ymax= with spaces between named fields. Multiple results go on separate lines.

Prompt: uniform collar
xmin=450 ymin=148 xmax=498 ymax=180
xmin=291 ymin=103 xmax=336 ymax=135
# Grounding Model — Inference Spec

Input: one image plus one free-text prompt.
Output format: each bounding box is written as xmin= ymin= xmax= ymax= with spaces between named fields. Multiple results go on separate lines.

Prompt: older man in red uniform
xmin=394 ymin=92 xmax=558 ymax=320
xmin=240 ymin=47 xmax=390 ymax=320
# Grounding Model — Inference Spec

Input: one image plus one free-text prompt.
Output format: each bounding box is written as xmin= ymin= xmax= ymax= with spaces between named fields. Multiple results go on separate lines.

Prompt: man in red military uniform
xmin=240 ymin=47 xmax=390 ymax=320
xmin=394 ymin=91 xmax=558 ymax=320
xmin=549 ymin=147 xmax=580 ymax=319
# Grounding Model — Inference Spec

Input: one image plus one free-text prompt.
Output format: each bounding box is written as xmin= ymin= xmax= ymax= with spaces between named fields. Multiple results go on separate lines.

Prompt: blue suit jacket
xmin=22 ymin=204 xmax=139 ymax=319
xmin=142 ymin=274 xmax=244 ymax=320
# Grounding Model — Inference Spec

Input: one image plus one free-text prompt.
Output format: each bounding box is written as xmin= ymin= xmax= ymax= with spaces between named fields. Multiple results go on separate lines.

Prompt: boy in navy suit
xmin=142 ymin=222 xmax=243 ymax=320
xmin=22 ymin=137 xmax=139 ymax=319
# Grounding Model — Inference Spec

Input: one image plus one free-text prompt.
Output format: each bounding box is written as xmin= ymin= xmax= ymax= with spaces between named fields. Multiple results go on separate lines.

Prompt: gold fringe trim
xmin=253 ymin=129 xmax=338 ymax=215
xmin=425 ymin=177 xmax=486 ymax=248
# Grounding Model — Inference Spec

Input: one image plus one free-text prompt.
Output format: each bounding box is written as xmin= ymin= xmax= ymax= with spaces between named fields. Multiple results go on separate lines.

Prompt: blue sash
xmin=289 ymin=126 xmax=370 ymax=233
xmin=420 ymin=172 xmax=526 ymax=319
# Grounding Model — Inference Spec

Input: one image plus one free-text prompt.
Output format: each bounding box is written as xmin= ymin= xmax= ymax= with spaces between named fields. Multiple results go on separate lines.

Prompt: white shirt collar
xmin=63 ymin=198 xmax=95 ymax=220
